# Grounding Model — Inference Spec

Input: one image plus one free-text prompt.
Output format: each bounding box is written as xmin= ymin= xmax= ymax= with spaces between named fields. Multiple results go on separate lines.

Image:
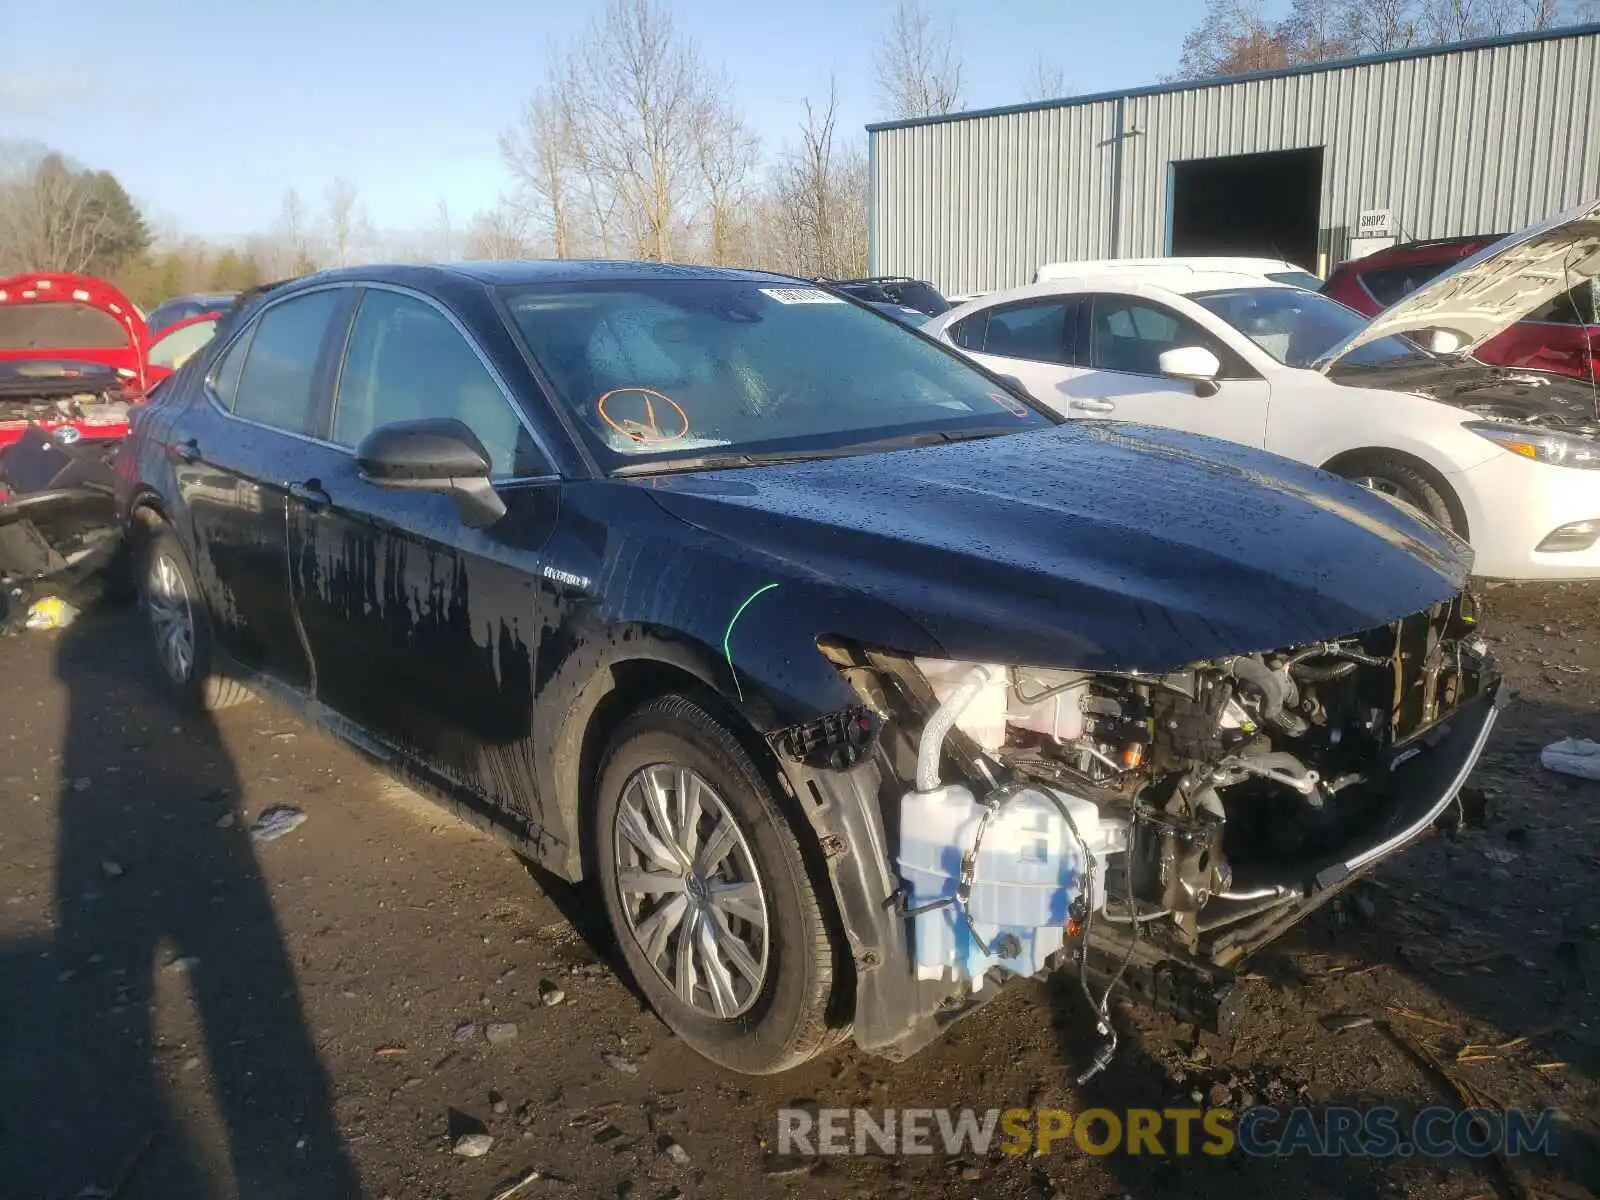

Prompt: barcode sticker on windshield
xmin=760 ymin=287 xmax=845 ymax=305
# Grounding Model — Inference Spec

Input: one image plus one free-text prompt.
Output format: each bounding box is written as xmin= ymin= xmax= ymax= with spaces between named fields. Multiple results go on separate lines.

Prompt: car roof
xmin=1037 ymin=255 xmax=1302 ymax=280
xmin=317 ymin=260 xmax=806 ymax=288
xmin=968 ymin=270 xmax=1298 ymax=307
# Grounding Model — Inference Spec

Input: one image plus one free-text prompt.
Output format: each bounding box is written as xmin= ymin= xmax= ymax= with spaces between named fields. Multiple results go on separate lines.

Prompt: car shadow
xmin=1046 ymin=685 xmax=1600 ymax=1198
xmin=0 ymin=608 xmax=358 ymax=1198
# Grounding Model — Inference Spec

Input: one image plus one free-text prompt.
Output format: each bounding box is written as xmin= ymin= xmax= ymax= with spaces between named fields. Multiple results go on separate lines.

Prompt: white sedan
xmin=924 ymin=200 xmax=1600 ymax=581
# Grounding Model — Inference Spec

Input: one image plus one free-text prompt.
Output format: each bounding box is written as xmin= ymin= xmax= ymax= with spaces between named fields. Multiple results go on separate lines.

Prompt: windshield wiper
xmin=611 ymin=427 xmax=1022 ymax=477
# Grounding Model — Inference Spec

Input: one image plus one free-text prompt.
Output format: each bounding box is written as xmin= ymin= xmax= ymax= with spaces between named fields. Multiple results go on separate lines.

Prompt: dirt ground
xmin=3 ymin=587 xmax=1600 ymax=1200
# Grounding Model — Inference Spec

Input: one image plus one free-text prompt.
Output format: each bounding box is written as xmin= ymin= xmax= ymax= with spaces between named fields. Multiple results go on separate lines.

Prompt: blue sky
xmin=0 ymin=0 xmax=1196 ymax=241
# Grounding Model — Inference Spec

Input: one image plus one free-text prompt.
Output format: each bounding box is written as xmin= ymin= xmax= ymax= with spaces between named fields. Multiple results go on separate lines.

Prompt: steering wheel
xmin=595 ymin=387 xmax=691 ymax=444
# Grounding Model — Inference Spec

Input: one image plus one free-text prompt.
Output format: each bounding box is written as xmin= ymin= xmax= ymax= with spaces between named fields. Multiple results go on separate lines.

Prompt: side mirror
xmin=1158 ymin=345 xmax=1221 ymax=382
xmin=355 ymin=418 xmax=507 ymax=528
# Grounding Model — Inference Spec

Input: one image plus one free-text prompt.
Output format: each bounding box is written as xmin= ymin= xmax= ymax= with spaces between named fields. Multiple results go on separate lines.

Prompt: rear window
xmin=0 ymin=302 xmax=130 ymax=351
xmin=1265 ymin=270 xmax=1323 ymax=290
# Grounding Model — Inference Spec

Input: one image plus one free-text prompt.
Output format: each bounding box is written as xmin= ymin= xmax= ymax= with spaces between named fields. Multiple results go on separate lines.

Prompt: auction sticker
xmin=760 ymin=287 xmax=845 ymax=304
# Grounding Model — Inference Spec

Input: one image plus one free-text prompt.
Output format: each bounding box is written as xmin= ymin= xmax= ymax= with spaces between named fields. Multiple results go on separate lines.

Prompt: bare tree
xmin=695 ymin=89 xmax=760 ymax=265
xmin=435 ymin=196 xmax=455 ymax=259
xmin=0 ymin=155 xmax=127 ymax=274
xmin=466 ymin=204 xmax=530 ymax=260
xmin=875 ymin=0 xmax=963 ymax=118
xmin=324 ymin=177 xmax=358 ymax=267
xmin=572 ymin=0 xmax=709 ymax=260
xmin=267 ymin=187 xmax=319 ymax=276
xmin=1024 ymin=55 xmax=1069 ymax=102
xmin=501 ymin=82 xmax=579 ymax=257
xmin=1173 ymin=0 xmax=1289 ymax=78
xmin=771 ymin=79 xmax=868 ymax=278
xmin=1281 ymin=0 xmax=1355 ymax=58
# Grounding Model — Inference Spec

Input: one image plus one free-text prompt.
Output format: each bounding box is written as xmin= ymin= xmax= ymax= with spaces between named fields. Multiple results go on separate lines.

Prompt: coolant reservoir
xmin=1006 ymin=669 xmax=1089 ymax=743
xmin=914 ymin=659 xmax=1008 ymax=750
xmin=897 ymin=783 xmax=1120 ymax=989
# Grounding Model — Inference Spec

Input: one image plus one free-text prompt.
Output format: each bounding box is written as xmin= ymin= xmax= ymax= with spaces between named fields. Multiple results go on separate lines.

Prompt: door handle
xmin=1069 ymin=398 xmax=1116 ymax=415
xmin=288 ymin=480 xmax=331 ymax=513
xmin=171 ymin=437 xmax=200 ymax=464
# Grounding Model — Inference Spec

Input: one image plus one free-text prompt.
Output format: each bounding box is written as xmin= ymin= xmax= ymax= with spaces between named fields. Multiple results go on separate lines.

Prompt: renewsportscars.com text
xmin=775 ymin=1106 xmax=1559 ymax=1159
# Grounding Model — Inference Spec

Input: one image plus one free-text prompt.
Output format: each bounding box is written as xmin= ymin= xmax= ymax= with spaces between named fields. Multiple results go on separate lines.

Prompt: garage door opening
xmin=1169 ymin=147 xmax=1324 ymax=271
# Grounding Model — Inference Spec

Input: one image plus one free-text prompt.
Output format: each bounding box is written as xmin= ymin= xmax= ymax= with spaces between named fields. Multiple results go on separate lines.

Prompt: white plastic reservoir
xmin=897 ymin=783 xmax=1123 ymax=989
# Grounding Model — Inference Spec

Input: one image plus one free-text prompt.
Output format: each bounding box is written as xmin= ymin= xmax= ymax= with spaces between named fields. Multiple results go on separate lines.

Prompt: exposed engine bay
xmin=818 ymin=597 xmax=1498 ymax=1073
xmin=0 ymin=426 xmax=125 ymax=631
xmin=1332 ymin=356 xmax=1600 ymax=436
xmin=0 ymin=364 xmax=133 ymax=439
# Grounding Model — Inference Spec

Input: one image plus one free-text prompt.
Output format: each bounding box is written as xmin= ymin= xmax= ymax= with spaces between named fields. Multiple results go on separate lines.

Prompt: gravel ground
xmin=2 ymin=588 xmax=1600 ymax=1200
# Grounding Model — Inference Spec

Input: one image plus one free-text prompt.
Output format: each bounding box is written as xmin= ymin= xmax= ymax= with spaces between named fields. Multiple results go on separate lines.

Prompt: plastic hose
xmin=915 ymin=664 xmax=994 ymax=792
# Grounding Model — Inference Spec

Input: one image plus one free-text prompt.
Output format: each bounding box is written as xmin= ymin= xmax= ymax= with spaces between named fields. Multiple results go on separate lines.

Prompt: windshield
xmin=500 ymin=279 xmax=1051 ymax=471
xmin=1191 ymin=286 xmax=1430 ymax=369
xmin=149 ymin=317 xmax=218 ymax=369
xmin=868 ymin=301 xmax=932 ymax=328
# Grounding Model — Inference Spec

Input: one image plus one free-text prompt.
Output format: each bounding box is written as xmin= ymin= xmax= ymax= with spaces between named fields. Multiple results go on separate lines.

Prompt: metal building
xmin=867 ymin=23 xmax=1600 ymax=295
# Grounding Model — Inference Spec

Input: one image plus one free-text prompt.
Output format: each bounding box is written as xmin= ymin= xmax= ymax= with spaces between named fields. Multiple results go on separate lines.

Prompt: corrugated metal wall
xmin=870 ymin=28 xmax=1600 ymax=296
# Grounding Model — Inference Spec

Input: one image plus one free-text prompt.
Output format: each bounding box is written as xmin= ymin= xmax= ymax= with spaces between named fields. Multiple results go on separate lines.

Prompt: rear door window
xmin=229 ymin=289 xmax=344 ymax=436
xmin=956 ymin=298 xmax=1082 ymax=365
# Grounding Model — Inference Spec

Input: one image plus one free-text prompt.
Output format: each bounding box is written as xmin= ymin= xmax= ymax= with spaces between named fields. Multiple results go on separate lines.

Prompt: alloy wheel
xmin=1352 ymin=473 xmax=1428 ymax=514
xmin=612 ymin=763 xmax=770 ymax=1019
xmin=146 ymin=552 xmax=195 ymax=684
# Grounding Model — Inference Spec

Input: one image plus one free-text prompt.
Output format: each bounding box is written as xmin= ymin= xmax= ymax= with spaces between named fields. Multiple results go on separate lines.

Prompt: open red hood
xmin=0 ymin=272 xmax=150 ymax=392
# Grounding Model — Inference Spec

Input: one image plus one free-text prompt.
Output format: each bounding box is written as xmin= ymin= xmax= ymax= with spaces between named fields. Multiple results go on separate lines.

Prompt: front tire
xmin=1337 ymin=452 xmax=1466 ymax=536
xmin=594 ymin=694 xmax=841 ymax=1074
xmin=137 ymin=520 xmax=252 ymax=711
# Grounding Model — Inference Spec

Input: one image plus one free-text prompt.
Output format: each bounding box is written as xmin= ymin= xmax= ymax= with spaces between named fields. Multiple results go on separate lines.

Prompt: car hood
xmin=644 ymin=424 xmax=1474 ymax=673
xmin=1316 ymin=196 xmax=1600 ymax=372
xmin=0 ymin=272 xmax=147 ymax=376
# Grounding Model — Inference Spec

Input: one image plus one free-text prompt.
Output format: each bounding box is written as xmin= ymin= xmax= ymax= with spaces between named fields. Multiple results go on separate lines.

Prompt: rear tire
xmin=594 ymin=694 xmax=840 ymax=1075
xmin=1336 ymin=452 xmax=1465 ymax=536
xmin=137 ymin=520 xmax=253 ymax=711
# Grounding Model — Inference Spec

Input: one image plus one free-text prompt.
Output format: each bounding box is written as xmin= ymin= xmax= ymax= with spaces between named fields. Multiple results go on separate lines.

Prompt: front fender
xmin=530 ymin=485 xmax=943 ymax=877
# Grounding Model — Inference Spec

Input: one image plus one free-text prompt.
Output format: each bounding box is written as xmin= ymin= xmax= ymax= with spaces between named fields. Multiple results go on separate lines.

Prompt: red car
xmin=0 ymin=273 xmax=228 ymax=451
xmin=0 ymin=272 xmax=153 ymax=449
xmin=1322 ymin=234 xmax=1600 ymax=383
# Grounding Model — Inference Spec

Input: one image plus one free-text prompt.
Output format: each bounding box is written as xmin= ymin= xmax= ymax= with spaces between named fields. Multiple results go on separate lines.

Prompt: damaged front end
xmin=779 ymin=599 xmax=1502 ymax=1068
xmin=0 ymin=425 xmax=124 ymax=631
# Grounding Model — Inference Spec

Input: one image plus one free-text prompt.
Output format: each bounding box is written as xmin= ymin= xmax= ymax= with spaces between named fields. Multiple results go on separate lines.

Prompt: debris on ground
xmin=602 ymin=1051 xmax=639 ymax=1075
xmin=1541 ymin=738 xmax=1600 ymax=780
xmin=249 ymin=805 xmax=308 ymax=843
xmin=452 ymin=1133 xmax=494 ymax=1158
xmin=99 ymin=860 xmax=123 ymax=878
xmin=1317 ymin=1012 xmax=1376 ymax=1033
xmin=487 ymin=1167 xmax=544 ymax=1200
xmin=453 ymin=1021 xmax=480 ymax=1043
xmin=485 ymin=1022 xmax=518 ymax=1046
xmin=25 ymin=596 xmax=78 ymax=630
xmin=660 ymin=1138 xmax=690 ymax=1166
xmin=538 ymin=981 xmax=566 ymax=1006
xmin=164 ymin=956 xmax=200 ymax=974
